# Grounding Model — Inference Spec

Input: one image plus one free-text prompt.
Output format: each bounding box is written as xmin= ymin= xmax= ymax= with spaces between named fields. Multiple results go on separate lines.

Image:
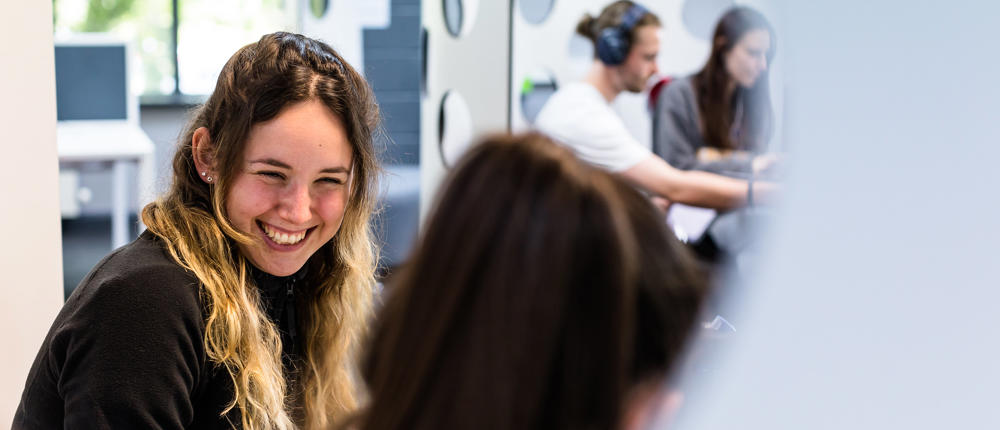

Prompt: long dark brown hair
xmin=142 ymin=32 xmax=381 ymax=429
xmin=354 ymin=133 xmax=706 ymax=430
xmin=695 ymin=6 xmax=775 ymax=151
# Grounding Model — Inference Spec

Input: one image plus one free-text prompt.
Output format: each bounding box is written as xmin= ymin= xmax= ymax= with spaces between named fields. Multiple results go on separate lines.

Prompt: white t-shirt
xmin=535 ymin=82 xmax=651 ymax=172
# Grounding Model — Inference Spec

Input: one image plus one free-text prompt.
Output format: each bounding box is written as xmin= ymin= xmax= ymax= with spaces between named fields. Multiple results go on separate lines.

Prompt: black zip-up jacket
xmin=13 ymin=231 xmax=303 ymax=429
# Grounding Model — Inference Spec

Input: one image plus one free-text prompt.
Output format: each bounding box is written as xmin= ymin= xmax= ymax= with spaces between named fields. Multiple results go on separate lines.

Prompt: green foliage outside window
xmin=52 ymin=0 xmax=294 ymax=97
xmin=53 ymin=0 xmax=174 ymax=95
xmin=79 ymin=0 xmax=136 ymax=31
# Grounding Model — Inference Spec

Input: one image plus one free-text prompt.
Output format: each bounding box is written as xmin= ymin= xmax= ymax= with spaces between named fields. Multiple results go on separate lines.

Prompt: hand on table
xmin=752 ymin=153 xmax=781 ymax=175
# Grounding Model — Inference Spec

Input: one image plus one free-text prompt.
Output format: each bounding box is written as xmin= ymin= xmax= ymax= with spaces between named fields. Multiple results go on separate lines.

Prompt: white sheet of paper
xmin=666 ymin=204 xmax=717 ymax=243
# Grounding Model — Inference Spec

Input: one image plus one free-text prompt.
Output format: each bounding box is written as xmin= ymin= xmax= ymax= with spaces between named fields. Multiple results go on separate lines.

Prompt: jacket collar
xmin=247 ymin=261 xmax=309 ymax=294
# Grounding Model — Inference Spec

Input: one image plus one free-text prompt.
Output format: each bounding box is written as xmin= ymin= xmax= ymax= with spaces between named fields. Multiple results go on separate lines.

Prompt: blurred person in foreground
xmin=350 ymin=133 xmax=708 ymax=430
xmin=536 ymin=0 xmax=773 ymax=210
xmin=15 ymin=32 xmax=381 ymax=429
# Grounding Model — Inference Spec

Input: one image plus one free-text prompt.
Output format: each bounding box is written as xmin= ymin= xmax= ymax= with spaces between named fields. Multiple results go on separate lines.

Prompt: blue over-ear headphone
xmin=595 ymin=3 xmax=650 ymax=66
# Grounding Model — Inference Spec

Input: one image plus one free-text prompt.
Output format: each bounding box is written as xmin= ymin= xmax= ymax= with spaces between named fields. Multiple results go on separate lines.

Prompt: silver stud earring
xmin=201 ymin=171 xmax=206 ymax=176
xmin=207 ymin=176 xmax=213 ymax=182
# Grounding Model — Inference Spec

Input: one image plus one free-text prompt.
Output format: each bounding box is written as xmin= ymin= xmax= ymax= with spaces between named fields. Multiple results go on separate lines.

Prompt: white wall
xmin=0 ymin=0 xmax=64 ymax=424
xmin=301 ymin=0 xmax=366 ymax=71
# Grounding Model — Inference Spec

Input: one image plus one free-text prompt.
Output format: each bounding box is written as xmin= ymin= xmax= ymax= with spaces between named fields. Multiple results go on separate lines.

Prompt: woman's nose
xmin=279 ymin=184 xmax=312 ymax=225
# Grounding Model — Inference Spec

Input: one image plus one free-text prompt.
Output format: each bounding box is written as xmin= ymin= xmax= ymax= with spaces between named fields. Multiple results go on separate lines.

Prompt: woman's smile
xmin=257 ymin=220 xmax=313 ymax=247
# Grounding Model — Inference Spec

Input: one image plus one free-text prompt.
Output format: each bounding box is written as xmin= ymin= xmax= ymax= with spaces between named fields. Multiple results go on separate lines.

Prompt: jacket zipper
xmin=285 ymin=278 xmax=297 ymax=351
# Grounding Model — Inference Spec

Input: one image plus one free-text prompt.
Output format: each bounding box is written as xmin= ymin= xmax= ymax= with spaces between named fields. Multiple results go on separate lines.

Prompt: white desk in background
xmin=57 ymin=120 xmax=155 ymax=249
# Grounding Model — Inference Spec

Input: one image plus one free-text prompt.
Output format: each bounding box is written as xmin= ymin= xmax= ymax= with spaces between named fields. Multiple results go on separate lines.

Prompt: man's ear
xmin=191 ymin=127 xmax=217 ymax=183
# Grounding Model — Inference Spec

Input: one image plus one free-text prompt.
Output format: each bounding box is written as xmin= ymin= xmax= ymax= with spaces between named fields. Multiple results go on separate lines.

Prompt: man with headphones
xmin=536 ymin=1 xmax=762 ymax=210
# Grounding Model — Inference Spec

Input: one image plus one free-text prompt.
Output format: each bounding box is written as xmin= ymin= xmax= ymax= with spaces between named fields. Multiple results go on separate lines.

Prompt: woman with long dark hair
xmin=653 ymin=6 xmax=777 ymax=176
xmin=353 ymin=133 xmax=707 ymax=430
xmin=15 ymin=32 xmax=381 ymax=429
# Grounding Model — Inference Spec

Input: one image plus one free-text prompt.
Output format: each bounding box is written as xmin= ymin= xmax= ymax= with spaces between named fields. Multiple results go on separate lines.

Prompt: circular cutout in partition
xmin=519 ymin=0 xmax=555 ymax=25
xmin=443 ymin=0 xmax=463 ymax=36
xmin=309 ymin=0 xmax=329 ymax=19
xmin=682 ymin=0 xmax=734 ymax=41
xmin=519 ymin=69 xmax=558 ymax=124
xmin=443 ymin=0 xmax=480 ymax=37
xmin=438 ymin=91 xmax=475 ymax=167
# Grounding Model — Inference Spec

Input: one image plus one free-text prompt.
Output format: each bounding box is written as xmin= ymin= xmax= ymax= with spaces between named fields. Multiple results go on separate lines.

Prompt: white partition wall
xmin=302 ymin=0 xmax=364 ymax=71
xmin=0 ymin=1 xmax=64 ymax=424
xmin=419 ymin=0 xmax=512 ymax=219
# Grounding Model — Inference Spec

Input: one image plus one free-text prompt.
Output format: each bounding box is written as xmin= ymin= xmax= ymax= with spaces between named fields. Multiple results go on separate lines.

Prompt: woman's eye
xmin=319 ymin=177 xmax=344 ymax=185
xmin=258 ymin=171 xmax=285 ymax=180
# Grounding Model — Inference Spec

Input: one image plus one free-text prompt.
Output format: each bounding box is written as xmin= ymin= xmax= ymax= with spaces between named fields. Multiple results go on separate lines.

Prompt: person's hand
xmin=696 ymin=147 xmax=728 ymax=162
xmin=752 ymin=153 xmax=780 ymax=174
xmin=697 ymin=147 xmax=753 ymax=163
xmin=650 ymin=196 xmax=673 ymax=214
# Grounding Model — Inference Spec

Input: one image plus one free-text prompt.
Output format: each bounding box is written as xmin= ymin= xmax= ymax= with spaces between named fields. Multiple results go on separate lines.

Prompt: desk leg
xmin=111 ymin=160 xmax=128 ymax=249
xmin=136 ymin=152 xmax=155 ymax=234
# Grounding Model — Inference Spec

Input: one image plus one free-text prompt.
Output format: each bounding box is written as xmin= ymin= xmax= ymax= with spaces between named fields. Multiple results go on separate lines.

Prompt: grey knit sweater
xmin=651 ymin=75 xmax=761 ymax=177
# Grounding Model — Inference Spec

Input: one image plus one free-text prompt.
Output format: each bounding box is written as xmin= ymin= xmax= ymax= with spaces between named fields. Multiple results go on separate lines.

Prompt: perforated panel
xmin=419 ymin=0 xmax=511 ymax=220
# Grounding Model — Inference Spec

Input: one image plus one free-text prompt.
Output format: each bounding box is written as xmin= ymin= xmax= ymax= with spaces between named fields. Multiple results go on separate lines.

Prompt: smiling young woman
xmin=14 ymin=32 xmax=381 ymax=430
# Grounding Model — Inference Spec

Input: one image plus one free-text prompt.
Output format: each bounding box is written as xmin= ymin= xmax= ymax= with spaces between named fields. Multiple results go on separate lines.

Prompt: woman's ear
xmin=191 ymin=127 xmax=217 ymax=184
xmin=714 ymin=35 xmax=729 ymax=52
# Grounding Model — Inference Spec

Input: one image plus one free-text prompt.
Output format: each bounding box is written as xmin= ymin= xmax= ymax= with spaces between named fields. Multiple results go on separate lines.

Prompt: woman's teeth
xmin=261 ymin=223 xmax=307 ymax=245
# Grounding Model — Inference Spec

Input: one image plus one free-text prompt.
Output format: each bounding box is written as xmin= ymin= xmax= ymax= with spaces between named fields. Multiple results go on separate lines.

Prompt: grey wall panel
xmin=364 ymin=0 xmax=423 ymax=165
xmin=363 ymin=0 xmax=423 ymax=266
xmin=365 ymin=16 xmax=420 ymax=48
xmin=365 ymin=56 xmax=422 ymax=91
xmin=380 ymin=101 xmax=421 ymax=132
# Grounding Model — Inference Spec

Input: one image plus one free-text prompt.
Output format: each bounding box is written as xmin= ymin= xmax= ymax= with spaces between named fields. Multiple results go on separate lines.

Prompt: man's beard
xmin=625 ymin=79 xmax=646 ymax=93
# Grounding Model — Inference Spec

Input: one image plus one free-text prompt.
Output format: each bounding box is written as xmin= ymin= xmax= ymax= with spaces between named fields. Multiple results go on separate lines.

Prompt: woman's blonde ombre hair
xmin=141 ymin=32 xmax=380 ymax=429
